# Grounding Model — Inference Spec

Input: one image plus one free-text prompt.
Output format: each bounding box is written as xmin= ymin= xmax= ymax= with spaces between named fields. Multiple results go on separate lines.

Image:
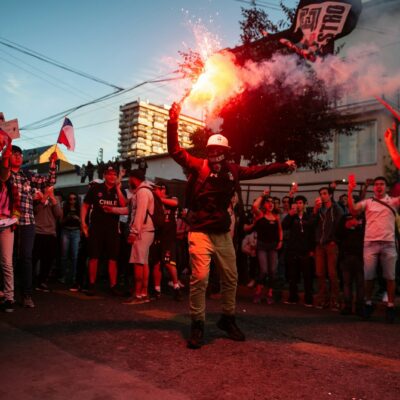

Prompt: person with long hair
xmin=245 ymin=194 xmax=283 ymax=304
xmin=60 ymin=192 xmax=81 ymax=290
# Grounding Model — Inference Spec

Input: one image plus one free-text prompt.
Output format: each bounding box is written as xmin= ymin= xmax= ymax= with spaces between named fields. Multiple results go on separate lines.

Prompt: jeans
xmin=61 ymin=229 xmax=81 ymax=283
xmin=256 ymin=248 xmax=278 ymax=288
xmin=286 ymin=253 xmax=314 ymax=304
xmin=340 ymin=254 xmax=364 ymax=308
xmin=15 ymin=224 xmax=36 ymax=296
xmin=0 ymin=227 xmax=14 ymax=301
xmin=315 ymin=242 xmax=339 ymax=304
xmin=33 ymin=234 xmax=57 ymax=285
xmin=188 ymin=232 xmax=237 ymax=321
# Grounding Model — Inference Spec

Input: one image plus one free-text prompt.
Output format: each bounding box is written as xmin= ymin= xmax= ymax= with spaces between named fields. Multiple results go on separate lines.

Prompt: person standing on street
xmin=167 ymin=102 xmax=296 ymax=349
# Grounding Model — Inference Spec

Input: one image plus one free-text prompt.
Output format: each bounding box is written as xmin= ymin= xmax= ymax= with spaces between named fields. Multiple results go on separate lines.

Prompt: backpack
xmin=137 ymin=186 xmax=165 ymax=232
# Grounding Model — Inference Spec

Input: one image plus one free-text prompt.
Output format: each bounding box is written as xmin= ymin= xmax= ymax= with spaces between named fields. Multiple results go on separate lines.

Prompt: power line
xmin=0 ymin=36 xmax=124 ymax=91
xmin=0 ymin=50 xmax=92 ymax=101
xmin=20 ymin=74 xmax=183 ymax=131
xmin=234 ymin=0 xmax=283 ymax=11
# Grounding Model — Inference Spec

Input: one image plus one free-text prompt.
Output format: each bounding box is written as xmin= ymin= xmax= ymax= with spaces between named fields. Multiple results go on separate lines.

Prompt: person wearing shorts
xmin=348 ymin=176 xmax=399 ymax=323
xmin=81 ymin=166 xmax=126 ymax=296
xmin=123 ymin=169 xmax=155 ymax=305
xmin=150 ymin=183 xmax=182 ymax=301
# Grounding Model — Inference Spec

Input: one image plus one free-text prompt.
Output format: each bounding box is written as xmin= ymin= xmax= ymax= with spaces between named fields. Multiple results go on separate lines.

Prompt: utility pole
xmin=97 ymin=148 xmax=103 ymax=163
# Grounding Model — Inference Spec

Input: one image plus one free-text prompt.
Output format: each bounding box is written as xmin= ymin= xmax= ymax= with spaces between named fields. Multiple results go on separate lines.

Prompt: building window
xmin=336 ymin=121 xmax=377 ymax=167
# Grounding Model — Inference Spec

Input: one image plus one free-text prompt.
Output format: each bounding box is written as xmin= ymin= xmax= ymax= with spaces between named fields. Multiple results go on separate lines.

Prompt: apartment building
xmin=118 ymin=100 xmax=204 ymax=159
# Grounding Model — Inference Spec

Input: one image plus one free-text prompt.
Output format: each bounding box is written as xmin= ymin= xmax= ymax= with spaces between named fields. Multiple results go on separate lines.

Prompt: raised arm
xmin=237 ymin=160 xmax=296 ymax=181
xmin=31 ymin=151 xmax=58 ymax=190
xmin=384 ymin=123 xmax=400 ymax=169
xmin=167 ymin=102 xmax=204 ymax=171
xmin=347 ymin=177 xmax=364 ymax=216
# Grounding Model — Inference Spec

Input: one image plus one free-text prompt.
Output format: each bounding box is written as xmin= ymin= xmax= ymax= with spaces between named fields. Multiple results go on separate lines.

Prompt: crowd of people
xmin=0 ymin=110 xmax=399 ymax=349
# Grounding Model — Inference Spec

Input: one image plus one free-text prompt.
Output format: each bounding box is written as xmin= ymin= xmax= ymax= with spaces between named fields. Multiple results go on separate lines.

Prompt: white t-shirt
xmin=359 ymin=195 xmax=400 ymax=242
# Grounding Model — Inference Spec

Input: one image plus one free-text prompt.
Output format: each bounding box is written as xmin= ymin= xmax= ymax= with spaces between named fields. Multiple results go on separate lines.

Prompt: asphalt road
xmin=1 ymin=286 xmax=399 ymax=400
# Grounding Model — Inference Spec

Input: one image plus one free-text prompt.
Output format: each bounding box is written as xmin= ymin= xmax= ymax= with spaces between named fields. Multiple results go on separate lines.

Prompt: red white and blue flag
xmin=57 ymin=117 xmax=75 ymax=151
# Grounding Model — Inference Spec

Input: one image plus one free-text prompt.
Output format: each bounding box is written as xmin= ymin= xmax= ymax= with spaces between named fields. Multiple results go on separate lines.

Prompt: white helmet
xmin=206 ymin=134 xmax=230 ymax=149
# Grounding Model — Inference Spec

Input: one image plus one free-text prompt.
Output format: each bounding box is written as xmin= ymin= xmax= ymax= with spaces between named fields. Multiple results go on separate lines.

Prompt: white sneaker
xmin=382 ymin=291 xmax=388 ymax=303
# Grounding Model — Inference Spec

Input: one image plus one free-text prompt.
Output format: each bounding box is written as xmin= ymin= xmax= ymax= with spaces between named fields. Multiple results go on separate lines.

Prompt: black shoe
xmin=2 ymin=300 xmax=15 ymax=313
xmin=363 ymin=303 xmax=374 ymax=320
xmin=35 ymin=283 xmax=50 ymax=292
xmin=69 ymin=283 xmax=80 ymax=292
xmin=386 ymin=306 xmax=396 ymax=324
xmin=187 ymin=320 xmax=204 ymax=349
xmin=110 ymin=285 xmax=124 ymax=297
xmin=85 ymin=284 xmax=96 ymax=297
xmin=173 ymin=288 xmax=183 ymax=302
xmin=340 ymin=306 xmax=352 ymax=316
xmin=216 ymin=314 xmax=245 ymax=342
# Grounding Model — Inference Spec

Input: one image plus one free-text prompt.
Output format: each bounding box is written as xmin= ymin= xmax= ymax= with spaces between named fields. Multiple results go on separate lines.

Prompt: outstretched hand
xmin=285 ymin=160 xmax=297 ymax=171
xmin=169 ymin=102 xmax=181 ymax=123
xmin=384 ymin=123 xmax=396 ymax=143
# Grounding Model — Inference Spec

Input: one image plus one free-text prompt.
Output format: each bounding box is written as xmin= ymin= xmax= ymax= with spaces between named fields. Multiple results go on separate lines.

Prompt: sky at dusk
xmin=0 ymin=0 xmax=297 ymax=166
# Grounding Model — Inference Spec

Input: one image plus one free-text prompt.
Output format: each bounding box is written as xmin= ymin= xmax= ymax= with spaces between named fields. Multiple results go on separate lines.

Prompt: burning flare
xmin=185 ymin=51 xmax=243 ymax=113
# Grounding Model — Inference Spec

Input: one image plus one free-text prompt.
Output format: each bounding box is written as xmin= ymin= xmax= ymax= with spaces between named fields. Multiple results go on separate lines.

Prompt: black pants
xmin=286 ymin=253 xmax=314 ymax=304
xmin=33 ymin=234 xmax=57 ymax=285
xmin=340 ymin=254 xmax=364 ymax=308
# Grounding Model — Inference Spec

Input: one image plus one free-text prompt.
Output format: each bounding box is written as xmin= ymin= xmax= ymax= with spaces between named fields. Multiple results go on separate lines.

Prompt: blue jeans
xmin=16 ymin=224 xmax=36 ymax=296
xmin=256 ymin=248 xmax=278 ymax=288
xmin=61 ymin=229 xmax=81 ymax=283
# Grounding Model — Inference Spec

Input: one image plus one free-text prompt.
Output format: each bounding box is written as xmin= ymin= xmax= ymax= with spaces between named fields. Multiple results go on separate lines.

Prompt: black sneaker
xmin=216 ymin=314 xmax=246 ymax=342
xmin=23 ymin=295 xmax=35 ymax=308
xmin=35 ymin=283 xmax=50 ymax=292
xmin=340 ymin=306 xmax=352 ymax=316
xmin=187 ymin=320 xmax=204 ymax=349
xmin=386 ymin=306 xmax=396 ymax=324
xmin=2 ymin=300 xmax=15 ymax=313
xmin=173 ymin=288 xmax=183 ymax=302
xmin=110 ymin=285 xmax=124 ymax=297
xmin=69 ymin=283 xmax=80 ymax=292
xmin=363 ymin=303 xmax=374 ymax=320
xmin=85 ymin=284 xmax=96 ymax=297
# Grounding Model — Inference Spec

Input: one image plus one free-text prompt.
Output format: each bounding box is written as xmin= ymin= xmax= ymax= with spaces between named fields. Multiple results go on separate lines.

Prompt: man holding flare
xmin=167 ymin=102 xmax=296 ymax=349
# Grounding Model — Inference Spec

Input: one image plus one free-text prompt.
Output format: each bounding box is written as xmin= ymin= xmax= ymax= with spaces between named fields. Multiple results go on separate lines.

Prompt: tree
xmin=189 ymin=5 xmax=356 ymax=172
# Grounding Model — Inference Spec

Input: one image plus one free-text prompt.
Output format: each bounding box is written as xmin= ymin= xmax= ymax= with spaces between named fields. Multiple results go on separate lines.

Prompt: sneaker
xmin=178 ymin=280 xmax=185 ymax=288
xmin=35 ymin=283 xmax=50 ymax=292
xmin=386 ymin=306 xmax=396 ymax=324
xmin=304 ymin=302 xmax=314 ymax=308
xmin=283 ymin=297 xmax=298 ymax=305
xmin=69 ymin=283 xmax=80 ymax=292
xmin=85 ymin=284 xmax=96 ymax=297
xmin=110 ymin=285 xmax=124 ymax=297
xmin=187 ymin=320 xmax=204 ymax=349
xmin=216 ymin=314 xmax=246 ymax=342
xmin=123 ymin=297 xmax=146 ymax=305
xmin=247 ymin=279 xmax=255 ymax=288
xmin=340 ymin=306 xmax=352 ymax=315
xmin=316 ymin=301 xmax=329 ymax=309
xmin=23 ymin=295 xmax=35 ymax=308
xmin=142 ymin=295 xmax=151 ymax=303
xmin=331 ymin=301 xmax=340 ymax=312
xmin=253 ymin=292 xmax=262 ymax=304
xmin=173 ymin=288 xmax=183 ymax=302
xmin=363 ymin=303 xmax=374 ymax=320
xmin=2 ymin=300 xmax=15 ymax=313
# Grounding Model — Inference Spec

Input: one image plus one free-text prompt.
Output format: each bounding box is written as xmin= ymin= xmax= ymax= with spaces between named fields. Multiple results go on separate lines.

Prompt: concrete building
xmin=118 ymin=100 xmax=204 ymax=159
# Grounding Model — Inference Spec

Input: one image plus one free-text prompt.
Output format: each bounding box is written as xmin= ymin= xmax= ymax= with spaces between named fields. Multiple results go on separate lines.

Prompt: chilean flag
xmin=57 ymin=117 xmax=75 ymax=151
